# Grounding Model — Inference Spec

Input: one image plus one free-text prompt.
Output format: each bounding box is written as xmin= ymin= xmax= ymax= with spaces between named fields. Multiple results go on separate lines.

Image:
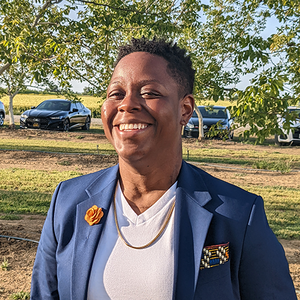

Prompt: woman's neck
xmin=118 ymin=157 xmax=182 ymax=215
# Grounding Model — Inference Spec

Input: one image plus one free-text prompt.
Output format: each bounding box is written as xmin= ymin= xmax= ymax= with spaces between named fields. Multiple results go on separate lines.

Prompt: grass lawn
xmin=0 ymin=129 xmax=299 ymax=239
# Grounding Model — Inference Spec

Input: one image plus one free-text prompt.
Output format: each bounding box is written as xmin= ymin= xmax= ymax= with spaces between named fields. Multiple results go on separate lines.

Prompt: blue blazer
xmin=31 ymin=161 xmax=296 ymax=300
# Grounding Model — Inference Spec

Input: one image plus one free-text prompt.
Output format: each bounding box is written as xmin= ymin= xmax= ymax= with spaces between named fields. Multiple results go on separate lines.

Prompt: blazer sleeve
xmin=238 ymin=196 xmax=297 ymax=300
xmin=30 ymin=183 xmax=61 ymax=300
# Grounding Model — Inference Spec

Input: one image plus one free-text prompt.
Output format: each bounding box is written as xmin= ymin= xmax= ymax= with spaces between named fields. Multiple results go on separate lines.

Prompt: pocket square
xmin=200 ymin=242 xmax=229 ymax=269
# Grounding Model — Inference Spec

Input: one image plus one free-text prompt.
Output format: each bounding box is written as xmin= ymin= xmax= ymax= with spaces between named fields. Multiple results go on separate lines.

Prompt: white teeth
xmin=119 ymin=123 xmax=148 ymax=131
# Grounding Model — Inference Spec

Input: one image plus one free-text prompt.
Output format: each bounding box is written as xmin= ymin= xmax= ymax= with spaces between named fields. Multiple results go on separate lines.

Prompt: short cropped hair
xmin=114 ymin=37 xmax=195 ymax=95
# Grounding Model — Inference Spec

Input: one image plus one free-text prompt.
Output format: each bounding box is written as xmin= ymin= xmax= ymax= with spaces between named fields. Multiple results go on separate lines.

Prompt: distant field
xmin=194 ymin=99 xmax=235 ymax=107
xmin=0 ymin=94 xmax=105 ymax=117
xmin=0 ymin=94 xmax=105 ymax=108
xmin=0 ymin=94 xmax=236 ymax=117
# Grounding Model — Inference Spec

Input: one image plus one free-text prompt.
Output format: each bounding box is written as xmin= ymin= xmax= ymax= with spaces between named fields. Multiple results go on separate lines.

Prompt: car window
xmin=70 ymin=103 xmax=78 ymax=111
xmin=37 ymin=101 xmax=70 ymax=111
xmin=195 ymin=107 xmax=227 ymax=119
xmin=77 ymin=103 xmax=84 ymax=110
xmin=289 ymin=109 xmax=300 ymax=118
xmin=57 ymin=101 xmax=71 ymax=111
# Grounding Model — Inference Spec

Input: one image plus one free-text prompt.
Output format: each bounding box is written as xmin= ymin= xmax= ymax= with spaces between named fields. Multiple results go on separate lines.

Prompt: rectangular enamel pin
xmin=200 ymin=242 xmax=229 ymax=269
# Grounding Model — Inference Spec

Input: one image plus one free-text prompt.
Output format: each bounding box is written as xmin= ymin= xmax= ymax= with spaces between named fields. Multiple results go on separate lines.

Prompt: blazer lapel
xmin=174 ymin=162 xmax=213 ymax=300
xmin=71 ymin=165 xmax=119 ymax=300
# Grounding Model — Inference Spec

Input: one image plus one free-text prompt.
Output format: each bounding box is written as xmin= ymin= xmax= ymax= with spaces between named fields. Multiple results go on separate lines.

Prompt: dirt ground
xmin=0 ymin=128 xmax=299 ymax=299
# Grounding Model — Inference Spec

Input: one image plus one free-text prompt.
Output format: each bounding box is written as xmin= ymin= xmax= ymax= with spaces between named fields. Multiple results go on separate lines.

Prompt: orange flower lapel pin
xmin=85 ymin=205 xmax=104 ymax=226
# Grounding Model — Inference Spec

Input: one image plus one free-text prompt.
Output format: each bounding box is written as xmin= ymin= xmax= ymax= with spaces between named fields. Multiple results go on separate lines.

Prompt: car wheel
xmin=274 ymin=134 xmax=289 ymax=146
xmin=82 ymin=116 xmax=91 ymax=130
xmin=63 ymin=119 xmax=70 ymax=132
xmin=0 ymin=114 xmax=4 ymax=126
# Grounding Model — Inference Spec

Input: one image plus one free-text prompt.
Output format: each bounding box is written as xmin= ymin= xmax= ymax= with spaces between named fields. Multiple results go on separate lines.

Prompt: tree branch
xmin=38 ymin=22 xmax=60 ymax=26
xmin=75 ymin=0 xmax=161 ymax=16
xmin=68 ymin=64 xmax=99 ymax=88
xmin=76 ymin=0 xmax=139 ymax=13
xmin=32 ymin=0 xmax=64 ymax=28
xmin=0 ymin=63 xmax=10 ymax=76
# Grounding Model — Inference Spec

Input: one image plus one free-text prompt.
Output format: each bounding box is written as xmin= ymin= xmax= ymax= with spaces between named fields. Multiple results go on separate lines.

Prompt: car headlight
xmin=50 ymin=116 xmax=63 ymax=120
xmin=203 ymin=125 xmax=208 ymax=129
xmin=20 ymin=114 xmax=28 ymax=120
xmin=186 ymin=122 xmax=194 ymax=129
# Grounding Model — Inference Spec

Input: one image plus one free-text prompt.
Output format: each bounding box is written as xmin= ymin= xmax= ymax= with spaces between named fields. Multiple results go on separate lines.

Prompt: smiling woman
xmin=30 ymin=37 xmax=297 ymax=300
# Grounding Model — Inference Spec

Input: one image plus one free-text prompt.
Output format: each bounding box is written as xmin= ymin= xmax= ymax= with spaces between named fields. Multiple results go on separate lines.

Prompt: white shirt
xmin=87 ymin=181 xmax=177 ymax=300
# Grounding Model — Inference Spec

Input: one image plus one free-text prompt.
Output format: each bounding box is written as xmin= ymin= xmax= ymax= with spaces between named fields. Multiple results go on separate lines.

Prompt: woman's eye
xmin=108 ymin=92 xmax=124 ymax=100
xmin=141 ymin=92 xmax=160 ymax=98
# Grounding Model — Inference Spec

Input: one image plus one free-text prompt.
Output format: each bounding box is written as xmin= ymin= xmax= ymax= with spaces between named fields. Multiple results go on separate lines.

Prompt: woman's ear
xmin=180 ymin=94 xmax=194 ymax=126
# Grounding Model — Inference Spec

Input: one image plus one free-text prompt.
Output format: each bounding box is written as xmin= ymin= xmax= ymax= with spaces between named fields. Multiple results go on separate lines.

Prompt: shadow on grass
xmin=2 ymin=123 xmax=105 ymax=135
xmin=182 ymin=154 xmax=252 ymax=166
xmin=0 ymin=190 xmax=51 ymax=215
xmin=235 ymin=136 xmax=277 ymax=146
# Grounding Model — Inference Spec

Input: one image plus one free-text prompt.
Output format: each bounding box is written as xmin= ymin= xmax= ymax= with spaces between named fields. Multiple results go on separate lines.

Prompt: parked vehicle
xmin=0 ymin=100 xmax=5 ymax=126
xmin=183 ymin=105 xmax=234 ymax=139
xmin=20 ymin=99 xmax=91 ymax=131
xmin=275 ymin=106 xmax=300 ymax=146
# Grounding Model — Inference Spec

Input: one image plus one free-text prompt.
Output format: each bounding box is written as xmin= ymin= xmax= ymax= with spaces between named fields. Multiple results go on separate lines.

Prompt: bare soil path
xmin=0 ymin=128 xmax=299 ymax=299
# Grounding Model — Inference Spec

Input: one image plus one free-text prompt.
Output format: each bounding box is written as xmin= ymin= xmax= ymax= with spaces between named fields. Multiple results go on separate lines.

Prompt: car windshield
xmin=289 ymin=108 xmax=300 ymax=118
xmin=36 ymin=101 xmax=70 ymax=111
xmin=192 ymin=107 xmax=227 ymax=119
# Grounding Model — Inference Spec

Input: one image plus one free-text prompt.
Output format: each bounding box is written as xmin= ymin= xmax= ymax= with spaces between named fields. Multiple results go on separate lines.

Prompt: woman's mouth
xmin=118 ymin=123 xmax=148 ymax=131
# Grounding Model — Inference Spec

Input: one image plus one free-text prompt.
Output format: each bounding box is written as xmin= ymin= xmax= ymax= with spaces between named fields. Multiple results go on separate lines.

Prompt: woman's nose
xmin=118 ymin=93 xmax=142 ymax=112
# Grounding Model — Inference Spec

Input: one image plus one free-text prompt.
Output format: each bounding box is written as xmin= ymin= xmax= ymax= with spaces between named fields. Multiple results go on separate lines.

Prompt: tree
xmin=44 ymin=0 xmax=204 ymax=95
xmin=0 ymin=63 xmax=31 ymax=127
xmin=0 ymin=0 xmax=201 ymax=125
xmin=182 ymin=0 xmax=300 ymax=142
xmin=0 ymin=0 xmax=80 ymax=126
xmin=1 ymin=0 xmax=299 ymax=142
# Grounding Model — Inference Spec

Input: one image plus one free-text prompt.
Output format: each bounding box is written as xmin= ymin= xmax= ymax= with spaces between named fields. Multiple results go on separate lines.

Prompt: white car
xmin=0 ymin=100 xmax=5 ymax=126
xmin=275 ymin=106 xmax=300 ymax=146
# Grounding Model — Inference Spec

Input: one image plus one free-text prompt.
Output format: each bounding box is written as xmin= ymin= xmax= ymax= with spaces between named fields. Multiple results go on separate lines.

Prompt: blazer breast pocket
xmin=198 ymin=242 xmax=230 ymax=285
xmin=195 ymin=261 xmax=235 ymax=300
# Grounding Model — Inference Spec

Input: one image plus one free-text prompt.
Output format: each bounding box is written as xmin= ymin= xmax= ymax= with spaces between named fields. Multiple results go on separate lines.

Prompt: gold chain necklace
xmin=113 ymin=194 xmax=175 ymax=250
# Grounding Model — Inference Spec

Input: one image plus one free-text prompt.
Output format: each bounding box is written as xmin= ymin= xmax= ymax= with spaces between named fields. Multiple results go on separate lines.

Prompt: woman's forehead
xmin=109 ymin=52 xmax=178 ymax=89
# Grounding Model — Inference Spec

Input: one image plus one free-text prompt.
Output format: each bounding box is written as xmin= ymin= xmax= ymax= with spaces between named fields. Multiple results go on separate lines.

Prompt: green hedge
xmin=90 ymin=107 xmax=102 ymax=118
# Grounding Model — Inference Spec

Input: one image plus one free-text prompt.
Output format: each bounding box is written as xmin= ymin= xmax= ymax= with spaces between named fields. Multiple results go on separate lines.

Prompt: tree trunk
xmin=194 ymin=105 xmax=204 ymax=141
xmin=8 ymin=94 xmax=15 ymax=129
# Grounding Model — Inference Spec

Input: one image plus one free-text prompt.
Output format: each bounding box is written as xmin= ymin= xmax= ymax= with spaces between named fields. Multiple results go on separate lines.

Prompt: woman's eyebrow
xmin=108 ymin=80 xmax=122 ymax=87
xmin=109 ymin=78 xmax=162 ymax=87
xmin=138 ymin=79 xmax=162 ymax=86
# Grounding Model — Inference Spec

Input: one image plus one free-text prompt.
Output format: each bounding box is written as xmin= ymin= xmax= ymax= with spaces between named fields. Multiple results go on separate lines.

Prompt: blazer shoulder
xmin=48 ymin=165 xmax=118 ymax=232
xmin=181 ymin=161 xmax=258 ymax=208
xmin=52 ymin=164 xmax=119 ymax=208
xmin=59 ymin=164 xmax=118 ymax=189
